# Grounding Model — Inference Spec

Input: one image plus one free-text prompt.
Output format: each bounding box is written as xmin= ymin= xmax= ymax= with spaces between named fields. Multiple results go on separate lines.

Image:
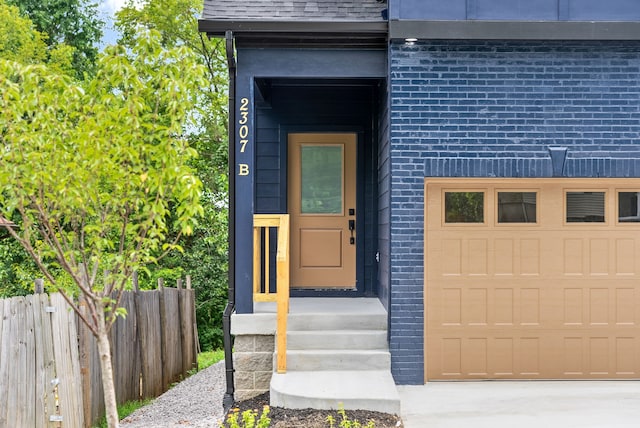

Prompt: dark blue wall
xmin=389 ymin=40 xmax=640 ymax=384
xmin=377 ymin=83 xmax=391 ymax=314
xmin=390 ymin=0 xmax=640 ymax=21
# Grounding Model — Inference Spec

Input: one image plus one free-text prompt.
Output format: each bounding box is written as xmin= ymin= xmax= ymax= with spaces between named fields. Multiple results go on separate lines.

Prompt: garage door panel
xmin=589 ymin=288 xmax=609 ymax=325
xmin=493 ymin=288 xmax=514 ymax=325
xmin=465 ymin=338 xmax=488 ymax=375
xmin=426 ymin=179 xmax=640 ymax=380
xmin=441 ymin=288 xmax=462 ymax=325
xmin=563 ymin=238 xmax=584 ymax=275
xmin=563 ymin=288 xmax=584 ymax=325
xmin=494 ymin=239 xmax=514 ymax=275
xmin=520 ymin=238 xmax=541 ymax=275
xmin=491 ymin=338 xmax=514 ymax=375
xmin=520 ymin=287 xmax=541 ymax=325
xmin=464 ymin=288 xmax=488 ymax=325
xmin=615 ymin=238 xmax=636 ymax=275
xmin=441 ymin=338 xmax=462 ymax=376
xmin=468 ymin=239 xmax=489 ymax=275
xmin=562 ymin=336 xmax=585 ymax=375
xmin=615 ymin=288 xmax=635 ymax=325
xmin=616 ymin=337 xmax=636 ymax=375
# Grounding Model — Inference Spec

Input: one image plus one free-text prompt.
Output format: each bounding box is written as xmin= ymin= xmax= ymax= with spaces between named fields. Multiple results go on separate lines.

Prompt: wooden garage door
xmin=425 ymin=178 xmax=640 ymax=380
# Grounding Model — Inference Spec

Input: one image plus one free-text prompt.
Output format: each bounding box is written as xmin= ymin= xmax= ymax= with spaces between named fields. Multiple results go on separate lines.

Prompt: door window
xmin=300 ymin=145 xmax=343 ymax=214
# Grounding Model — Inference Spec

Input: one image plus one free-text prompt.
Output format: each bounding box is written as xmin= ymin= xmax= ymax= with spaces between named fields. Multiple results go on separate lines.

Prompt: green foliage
xmin=6 ymin=0 xmax=103 ymax=78
xmin=92 ymin=398 xmax=153 ymax=428
xmin=0 ymin=29 xmax=208 ymax=428
xmin=142 ymin=199 xmax=228 ymax=350
xmin=0 ymin=237 xmax=37 ymax=297
xmin=444 ymin=191 xmax=485 ymax=223
xmin=0 ymin=0 xmax=74 ymax=74
xmin=0 ymin=27 xmax=207 ymax=319
xmin=326 ymin=406 xmax=375 ymax=428
xmin=222 ymin=406 xmax=271 ymax=428
xmin=115 ymin=0 xmax=229 ymax=351
xmin=196 ymin=349 xmax=225 ymax=371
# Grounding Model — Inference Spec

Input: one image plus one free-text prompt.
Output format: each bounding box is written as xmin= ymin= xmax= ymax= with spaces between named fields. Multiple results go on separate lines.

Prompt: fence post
xmin=185 ymin=275 xmax=199 ymax=360
xmin=34 ymin=279 xmax=44 ymax=294
xmin=178 ymin=278 xmax=195 ymax=376
xmin=157 ymin=278 xmax=169 ymax=390
xmin=132 ymin=271 xmax=139 ymax=292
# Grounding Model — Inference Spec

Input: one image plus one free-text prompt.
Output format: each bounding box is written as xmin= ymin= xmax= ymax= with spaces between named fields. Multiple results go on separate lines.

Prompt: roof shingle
xmin=201 ymin=0 xmax=386 ymax=22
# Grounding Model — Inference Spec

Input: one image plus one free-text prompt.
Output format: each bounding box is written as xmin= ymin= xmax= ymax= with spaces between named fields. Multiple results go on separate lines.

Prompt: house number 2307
xmin=238 ymin=97 xmax=250 ymax=176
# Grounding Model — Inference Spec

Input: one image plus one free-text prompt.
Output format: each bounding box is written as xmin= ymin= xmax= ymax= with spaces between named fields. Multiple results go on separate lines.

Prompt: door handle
xmin=349 ymin=220 xmax=355 ymax=245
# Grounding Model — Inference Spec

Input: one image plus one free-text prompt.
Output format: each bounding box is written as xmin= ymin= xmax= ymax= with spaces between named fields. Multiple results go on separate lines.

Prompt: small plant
xmin=221 ymin=405 xmax=271 ymax=428
xmin=326 ymin=405 xmax=375 ymax=428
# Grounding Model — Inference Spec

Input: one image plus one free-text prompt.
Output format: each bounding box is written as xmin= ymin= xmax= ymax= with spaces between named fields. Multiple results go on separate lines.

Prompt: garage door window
xmin=618 ymin=192 xmax=640 ymax=222
xmin=566 ymin=191 xmax=605 ymax=223
xmin=444 ymin=192 xmax=484 ymax=223
xmin=497 ymin=192 xmax=537 ymax=223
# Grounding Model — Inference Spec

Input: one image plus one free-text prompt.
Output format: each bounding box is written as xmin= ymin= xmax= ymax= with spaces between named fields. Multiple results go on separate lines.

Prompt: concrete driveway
xmin=398 ymin=381 xmax=640 ymax=427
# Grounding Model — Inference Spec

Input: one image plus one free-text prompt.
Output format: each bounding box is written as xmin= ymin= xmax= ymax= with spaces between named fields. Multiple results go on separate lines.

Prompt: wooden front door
xmin=288 ymin=133 xmax=357 ymax=289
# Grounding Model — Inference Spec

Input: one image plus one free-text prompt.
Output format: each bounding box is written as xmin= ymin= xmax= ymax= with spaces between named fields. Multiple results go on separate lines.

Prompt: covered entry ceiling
xmin=425 ymin=178 xmax=640 ymax=380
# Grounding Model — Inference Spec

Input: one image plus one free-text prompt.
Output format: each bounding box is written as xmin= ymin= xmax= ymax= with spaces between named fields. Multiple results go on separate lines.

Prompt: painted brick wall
xmin=388 ymin=40 xmax=640 ymax=384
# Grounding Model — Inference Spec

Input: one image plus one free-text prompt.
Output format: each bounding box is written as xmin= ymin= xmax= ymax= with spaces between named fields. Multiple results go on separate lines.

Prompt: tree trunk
xmin=96 ymin=307 xmax=119 ymax=428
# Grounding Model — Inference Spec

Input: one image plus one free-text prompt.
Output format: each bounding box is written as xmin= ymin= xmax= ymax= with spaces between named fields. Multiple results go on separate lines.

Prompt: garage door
xmin=425 ymin=178 xmax=640 ymax=380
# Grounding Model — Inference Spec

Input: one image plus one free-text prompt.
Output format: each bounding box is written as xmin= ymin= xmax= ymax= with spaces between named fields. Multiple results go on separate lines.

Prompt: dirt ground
xmin=223 ymin=392 xmax=403 ymax=428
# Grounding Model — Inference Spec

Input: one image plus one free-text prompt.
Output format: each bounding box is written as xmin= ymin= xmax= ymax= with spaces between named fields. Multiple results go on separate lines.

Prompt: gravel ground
xmin=120 ymin=361 xmax=226 ymax=428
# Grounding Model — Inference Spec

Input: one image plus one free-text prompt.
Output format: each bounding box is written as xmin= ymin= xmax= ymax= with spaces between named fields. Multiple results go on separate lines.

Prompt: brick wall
xmin=388 ymin=40 xmax=640 ymax=384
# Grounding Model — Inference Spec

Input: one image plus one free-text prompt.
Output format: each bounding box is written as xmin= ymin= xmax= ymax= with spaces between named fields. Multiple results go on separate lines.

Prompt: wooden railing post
xmin=275 ymin=214 xmax=290 ymax=373
xmin=252 ymin=214 xmax=290 ymax=373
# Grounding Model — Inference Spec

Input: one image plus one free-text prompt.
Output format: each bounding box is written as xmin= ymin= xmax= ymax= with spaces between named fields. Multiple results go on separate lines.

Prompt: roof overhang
xmin=198 ymin=19 xmax=388 ymax=47
xmin=390 ymin=20 xmax=640 ymax=41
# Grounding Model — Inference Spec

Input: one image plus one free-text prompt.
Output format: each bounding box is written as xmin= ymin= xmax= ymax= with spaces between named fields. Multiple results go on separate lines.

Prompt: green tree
xmin=116 ymin=0 xmax=230 ymax=350
xmin=0 ymin=0 xmax=74 ymax=74
xmin=7 ymin=0 xmax=103 ymax=78
xmin=0 ymin=0 xmax=75 ymax=296
xmin=0 ymin=30 xmax=207 ymax=427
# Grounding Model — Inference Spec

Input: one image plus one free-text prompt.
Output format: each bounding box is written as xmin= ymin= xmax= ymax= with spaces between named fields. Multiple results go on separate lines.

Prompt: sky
xmin=97 ymin=0 xmax=130 ymax=47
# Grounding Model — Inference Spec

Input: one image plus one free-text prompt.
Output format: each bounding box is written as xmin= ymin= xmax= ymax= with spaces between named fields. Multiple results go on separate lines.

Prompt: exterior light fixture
xmin=405 ymin=38 xmax=418 ymax=45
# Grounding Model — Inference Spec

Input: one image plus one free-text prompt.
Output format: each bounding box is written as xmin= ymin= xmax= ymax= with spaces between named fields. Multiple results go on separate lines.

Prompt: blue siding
xmin=398 ymin=0 xmax=466 ymax=20
xmin=388 ymin=40 xmax=640 ymax=384
xmin=378 ymin=82 xmax=391 ymax=313
xmin=391 ymin=0 xmax=640 ymax=21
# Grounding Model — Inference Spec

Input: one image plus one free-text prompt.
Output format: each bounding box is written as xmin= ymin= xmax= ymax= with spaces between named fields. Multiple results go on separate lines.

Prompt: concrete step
xmin=270 ymin=370 xmax=401 ymax=414
xmin=287 ymin=329 xmax=388 ymax=350
xmin=284 ymin=349 xmax=391 ymax=371
xmin=287 ymin=312 xmax=387 ymax=331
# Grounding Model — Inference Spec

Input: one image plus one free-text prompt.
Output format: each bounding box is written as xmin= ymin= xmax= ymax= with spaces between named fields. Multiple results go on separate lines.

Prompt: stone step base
xmin=270 ymin=370 xmax=401 ymax=414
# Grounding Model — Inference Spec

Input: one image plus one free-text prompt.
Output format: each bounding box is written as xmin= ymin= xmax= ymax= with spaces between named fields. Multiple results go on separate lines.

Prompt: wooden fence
xmin=0 ymin=279 xmax=198 ymax=427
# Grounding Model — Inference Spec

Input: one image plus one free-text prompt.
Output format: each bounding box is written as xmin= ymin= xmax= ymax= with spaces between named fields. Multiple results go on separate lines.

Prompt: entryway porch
xmin=247 ymin=298 xmax=400 ymax=414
